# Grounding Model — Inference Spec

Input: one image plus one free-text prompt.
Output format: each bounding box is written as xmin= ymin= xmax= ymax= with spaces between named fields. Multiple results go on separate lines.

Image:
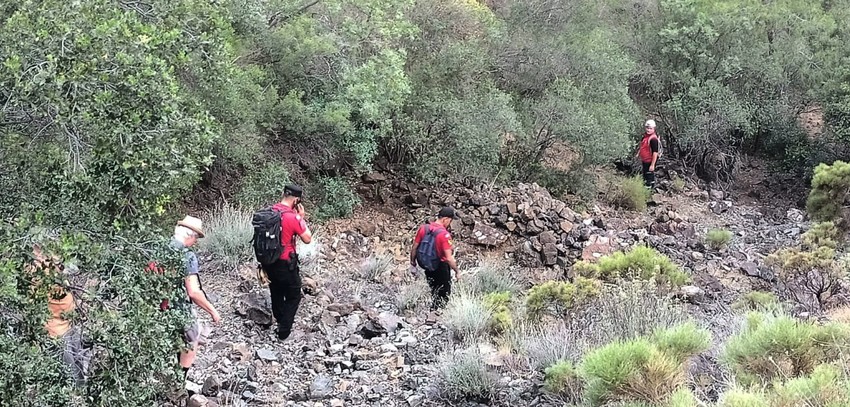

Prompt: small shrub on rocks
xmin=768 ymin=235 xmax=846 ymax=311
xmin=467 ymin=258 xmax=520 ymax=295
xmin=575 ymin=245 xmax=689 ymax=288
xmin=482 ymin=291 xmax=512 ymax=334
xmin=706 ymin=228 xmax=733 ymax=250
xmin=518 ymin=322 xmax=586 ymax=371
xmin=438 ymin=346 xmax=497 ymax=402
xmin=607 ymin=175 xmax=651 ymax=211
xmin=199 ymin=204 xmax=254 ymax=272
xmin=543 ymin=360 xmax=583 ymax=403
xmin=396 ymin=281 xmax=430 ymax=313
xmin=445 ymin=288 xmax=493 ymax=341
xmin=525 ymin=277 xmax=600 ymax=319
xmin=723 ymin=312 xmax=850 ymax=386
xmin=772 ymin=363 xmax=849 ymax=406
xmin=360 ymin=252 xmax=393 ymax=282
xmin=733 ymin=291 xmax=781 ymax=312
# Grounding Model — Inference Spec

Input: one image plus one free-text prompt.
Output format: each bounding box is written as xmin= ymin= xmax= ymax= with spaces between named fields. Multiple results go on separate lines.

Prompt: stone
xmin=559 ymin=220 xmax=574 ymax=233
xmin=256 ymin=348 xmax=278 ymax=362
xmin=187 ymin=395 xmax=209 ymax=407
xmin=202 ymin=375 xmax=222 ymax=397
xmin=407 ymin=395 xmax=424 ymax=407
xmin=538 ymin=230 xmax=557 ymax=246
xmin=541 ymin=243 xmax=558 ymax=266
xmin=358 ymin=321 xmax=387 ymax=339
xmin=310 ymin=374 xmax=334 ymax=400
xmin=786 ymin=208 xmax=805 ymax=222
xmin=709 ymin=189 xmax=725 ymax=200
xmin=581 ymin=235 xmax=615 ymax=261
xmin=378 ymin=312 xmax=403 ymax=334
xmin=740 ymin=262 xmax=759 ymax=277
xmin=505 ymin=221 xmax=517 ymax=232
xmin=471 ymin=222 xmax=508 ymax=247
xmin=679 ymin=285 xmax=705 ymax=304
xmin=326 ymin=302 xmax=360 ymax=316
xmin=506 ymin=202 xmax=518 ymax=215
xmin=362 ymin=172 xmax=387 ymax=183
xmin=691 ymin=252 xmax=705 ymax=260
xmin=348 ymin=334 xmax=364 ymax=346
xmin=235 ymin=292 xmax=274 ymax=326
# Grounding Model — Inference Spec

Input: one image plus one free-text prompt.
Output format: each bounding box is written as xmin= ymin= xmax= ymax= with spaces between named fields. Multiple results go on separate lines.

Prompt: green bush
xmin=445 ymin=288 xmax=493 ymax=341
xmin=723 ymin=312 xmax=850 ymax=386
xmin=667 ymin=388 xmax=700 ymax=407
xmin=733 ymin=291 xmax=781 ymax=312
xmin=607 ymin=175 xmax=650 ymax=211
xmin=579 ymin=323 xmax=710 ymax=406
xmin=482 ymin=291 xmax=512 ymax=334
xmin=438 ymin=346 xmax=497 ymax=402
xmin=313 ymin=176 xmax=361 ymax=222
xmin=396 ymin=281 xmax=430 ymax=313
xmin=706 ymin=228 xmax=733 ymax=250
xmin=526 ymin=277 xmax=600 ymax=319
xmin=806 ymin=161 xmax=850 ymax=223
xmin=575 ymin=245 xmax=689 ymax=288
xmin=234 ymin=162 xmax=292 ymax=209
xmin=543 ymin=360 xmax=583 ymax=402
xmin=802 ymin=221 xmax=841 ymax=249
xmin=198 ymin=204 xmax=254 ymax=272
xmin=772 ymin=363 xmax=849 ymax=407
xmin=717 ymin=388 xmax=770 ymax=407
xmin=466 ymin=259 xmax=520 ymax=295
xmin=767 ymin=233 xmax=846 ymax=310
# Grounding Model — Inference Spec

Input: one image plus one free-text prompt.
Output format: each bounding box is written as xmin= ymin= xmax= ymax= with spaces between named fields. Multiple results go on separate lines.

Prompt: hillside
xmin=169 ymin=161 xmax=844 ymax=407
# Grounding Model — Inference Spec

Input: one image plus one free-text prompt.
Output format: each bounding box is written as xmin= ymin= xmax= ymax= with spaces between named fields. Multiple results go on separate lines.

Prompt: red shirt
xmin=272 ymin=203 xmax=307 ymax=260
xmin=414 ymin=222 xmax=454 ymax=262
xmin=639 ymin=133 xmax=659 ymax=163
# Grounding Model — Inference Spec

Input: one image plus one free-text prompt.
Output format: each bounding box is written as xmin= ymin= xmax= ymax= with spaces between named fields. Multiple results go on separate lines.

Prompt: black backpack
xmin=415 ymin=224 xmax=440 ymax=272
xmin=251 ymin=207 xmax=284 ymax=266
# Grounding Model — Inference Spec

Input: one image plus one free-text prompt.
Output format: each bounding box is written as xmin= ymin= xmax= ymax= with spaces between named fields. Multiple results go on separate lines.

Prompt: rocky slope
xmin=171 ymin=167 xmax=816 ymax=407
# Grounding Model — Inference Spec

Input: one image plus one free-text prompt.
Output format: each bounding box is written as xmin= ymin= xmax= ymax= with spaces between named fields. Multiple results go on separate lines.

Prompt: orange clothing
xmin=45 ymin=286 xmax=75 ymax=338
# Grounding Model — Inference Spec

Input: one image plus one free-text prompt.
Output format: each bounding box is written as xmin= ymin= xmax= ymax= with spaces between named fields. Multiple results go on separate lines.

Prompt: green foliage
xmin=525 ymin=277 xmax=600 ymax=319
xmin=543 ymin=360 xmax=583 ymax=402
xmin=706 ymin=228 xmax=733 ymax=250
xmin=575 ymin=245 xmax=689 ymax=288
xmin=396 ymin=280 xmax=430 ymax=313
xmin=466 ymin=259 xmax=520 ymax=295
xmin=723 ymin=312 xmax=850 ymax=386
xmin=772 ymin=363 xmax=849 ymax=407
xmin=717 ymin=388 xmax=770 ymax=407
xmin=579 ymin=323 xmax=710 ymax=406
xmin=313 ymin=176 xmax=361 ymax=222
xmin=198 ymin=204 xmax=254 ymax=272
xmin=606 ymin=175 xmax=650 ymax=211
xmin=733 ymin=291 xmax=781 ymax=313
xmin=0 ymin=217 xmax=189 ymax=405
xmin=482 ymin=291 xmax=512 ymax=334
xmin=802 ymin=221 xmax=841 ymax=250
xmin=807 ymin=161 xmax=850 ymax=223
xmin=234 ymin=162 xmax=291 ymax=209
xmin=438 ymin=345 xmax=497 ymax=402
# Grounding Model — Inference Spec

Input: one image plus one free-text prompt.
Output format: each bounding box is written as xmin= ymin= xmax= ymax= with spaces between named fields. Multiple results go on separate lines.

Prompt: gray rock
xmin=407 ymin=395 xmax=424 ymax=407
xmin=256 ymin=348 xmax=277 ymax=362
xmin=235 ymin=292 xmax=273 ymax=326
xmin=310 ymin=374 xmax=334 ymax=400
xmin=709 ymin=189 xmax=725 ymax=200
xmin=187 ymin=395 xmax=209 ymax=407
xmin=202 ymin=375 xmax=222 ymax=397
xmin=740 ymin=262 xmax=759 ymax=277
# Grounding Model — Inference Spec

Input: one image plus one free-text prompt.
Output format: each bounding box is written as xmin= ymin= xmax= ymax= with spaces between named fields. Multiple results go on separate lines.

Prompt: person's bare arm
xmin=409 ymin=241 xmax=420 ymax=266
xmin=650 ymin=151 xmax=659 ymax=171
xmin=185 ymin=275 xmax=220 ymax=323
xmin=443 ymin=248 xmax=460 ymax=280
xmin=295 ymin=204 xmax=312 ymax=244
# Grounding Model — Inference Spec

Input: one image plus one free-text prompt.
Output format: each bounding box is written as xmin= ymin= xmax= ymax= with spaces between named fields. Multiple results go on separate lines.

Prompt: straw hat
xmin=177 ymin=215 xmax=205 ymax=238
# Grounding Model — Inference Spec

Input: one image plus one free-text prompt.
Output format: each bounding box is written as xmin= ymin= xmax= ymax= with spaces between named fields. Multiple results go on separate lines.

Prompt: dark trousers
xmin=425 ymin=262 xmax=452 ymax=310
xmin=265 ymin=258 xmax=302 ymax=336
xmin=641 ymin=162 xmax=656 ymax=188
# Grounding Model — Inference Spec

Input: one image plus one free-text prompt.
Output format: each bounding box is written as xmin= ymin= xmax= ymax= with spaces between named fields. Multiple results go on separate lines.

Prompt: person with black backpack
xmin=251 ymin=185 xmax=312 ymax=340
xmin=409 ymin=207 xmax=460 ymax=310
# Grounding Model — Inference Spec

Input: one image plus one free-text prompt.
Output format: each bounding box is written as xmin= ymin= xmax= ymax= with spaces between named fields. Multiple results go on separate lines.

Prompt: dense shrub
xmin=606 ymin=175 xmax=650 ymax=211
xmin=525 ymin=278 xmax=600 ymax=319
xmin=806 ymin=161 xmax=850 ymax=223
xmin=445 ymin=288 xmax=493 ymax=341
xmin=717 ymin=388 xmax=770 ymax=407
xmin=313 ymin=176 xmax=361 ymax=222
xmin=771 ymin=363 xmax=849 ymax=407
xmin=543 ymin=360 xmax=583 ymax=402
xmin=723 ymin=312 xmax=850 ymax=386
xmin=396 ymin=280 xmax=430 ymax=313
xmin=575 ymin=245 xmax=689 ymax=287
xmin=198 ymin=204 xmax=254 ymax=272
xmin=234 ymin=162 xmax=292 ymax=209
xmin=579 ymin=322 xmax=711 ymax=407
xmin=360 ymin=253 xmax=393 ymax=282
xmin=482 ymin=291 xmax=512 ymax=334
xmin=733 ymin=291 xmax=781 ymax=313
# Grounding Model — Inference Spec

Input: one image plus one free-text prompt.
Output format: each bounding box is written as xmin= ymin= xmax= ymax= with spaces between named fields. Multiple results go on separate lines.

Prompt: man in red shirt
xmin=409 ymin=207 xmax=460 ymax=310
xmin=266 ymin=184 xmax=312 ymax=340
xmin=636 ymin=119 xmax=661 ymax=188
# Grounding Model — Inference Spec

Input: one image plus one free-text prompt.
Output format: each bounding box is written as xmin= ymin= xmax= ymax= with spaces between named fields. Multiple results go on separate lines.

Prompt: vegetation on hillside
xmin=2 ymin=0 xmax=850 ymax=404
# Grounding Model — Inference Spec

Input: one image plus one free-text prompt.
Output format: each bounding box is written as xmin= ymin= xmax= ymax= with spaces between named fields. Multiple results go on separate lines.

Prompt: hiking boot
xmin=277 ymin=328 xmax=291 ymax=341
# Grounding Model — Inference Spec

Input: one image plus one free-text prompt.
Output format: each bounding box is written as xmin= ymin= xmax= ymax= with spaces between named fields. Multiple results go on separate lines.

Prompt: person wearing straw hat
xmin=171 ymin=215 xmax=220 ymax=379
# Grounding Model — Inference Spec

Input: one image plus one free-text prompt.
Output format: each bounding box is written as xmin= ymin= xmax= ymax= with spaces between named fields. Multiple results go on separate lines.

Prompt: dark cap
xmin=284 ymin=184 xmax=303 ymax=198
xmin=438 ymin=206 xmax=456 ymax=219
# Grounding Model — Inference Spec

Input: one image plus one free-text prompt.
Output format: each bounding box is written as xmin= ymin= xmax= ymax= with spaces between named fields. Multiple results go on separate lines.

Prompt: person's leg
xmin=424 ymin=268 xmax=441 ymax=311
xmin=278 ymin=262 xmax=303 ymax=340
xmin=432 ymin=262 xmax=452 ymax=309
xmin=59 ymin=326 xmax=86 ymax=386
xmin=641 ymin=162 xmax=652 ymax=187
xmin=266 ymin=260 xmax=288 ymax=327
xmin=179 ymin=312 xmax=201 ymax=371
